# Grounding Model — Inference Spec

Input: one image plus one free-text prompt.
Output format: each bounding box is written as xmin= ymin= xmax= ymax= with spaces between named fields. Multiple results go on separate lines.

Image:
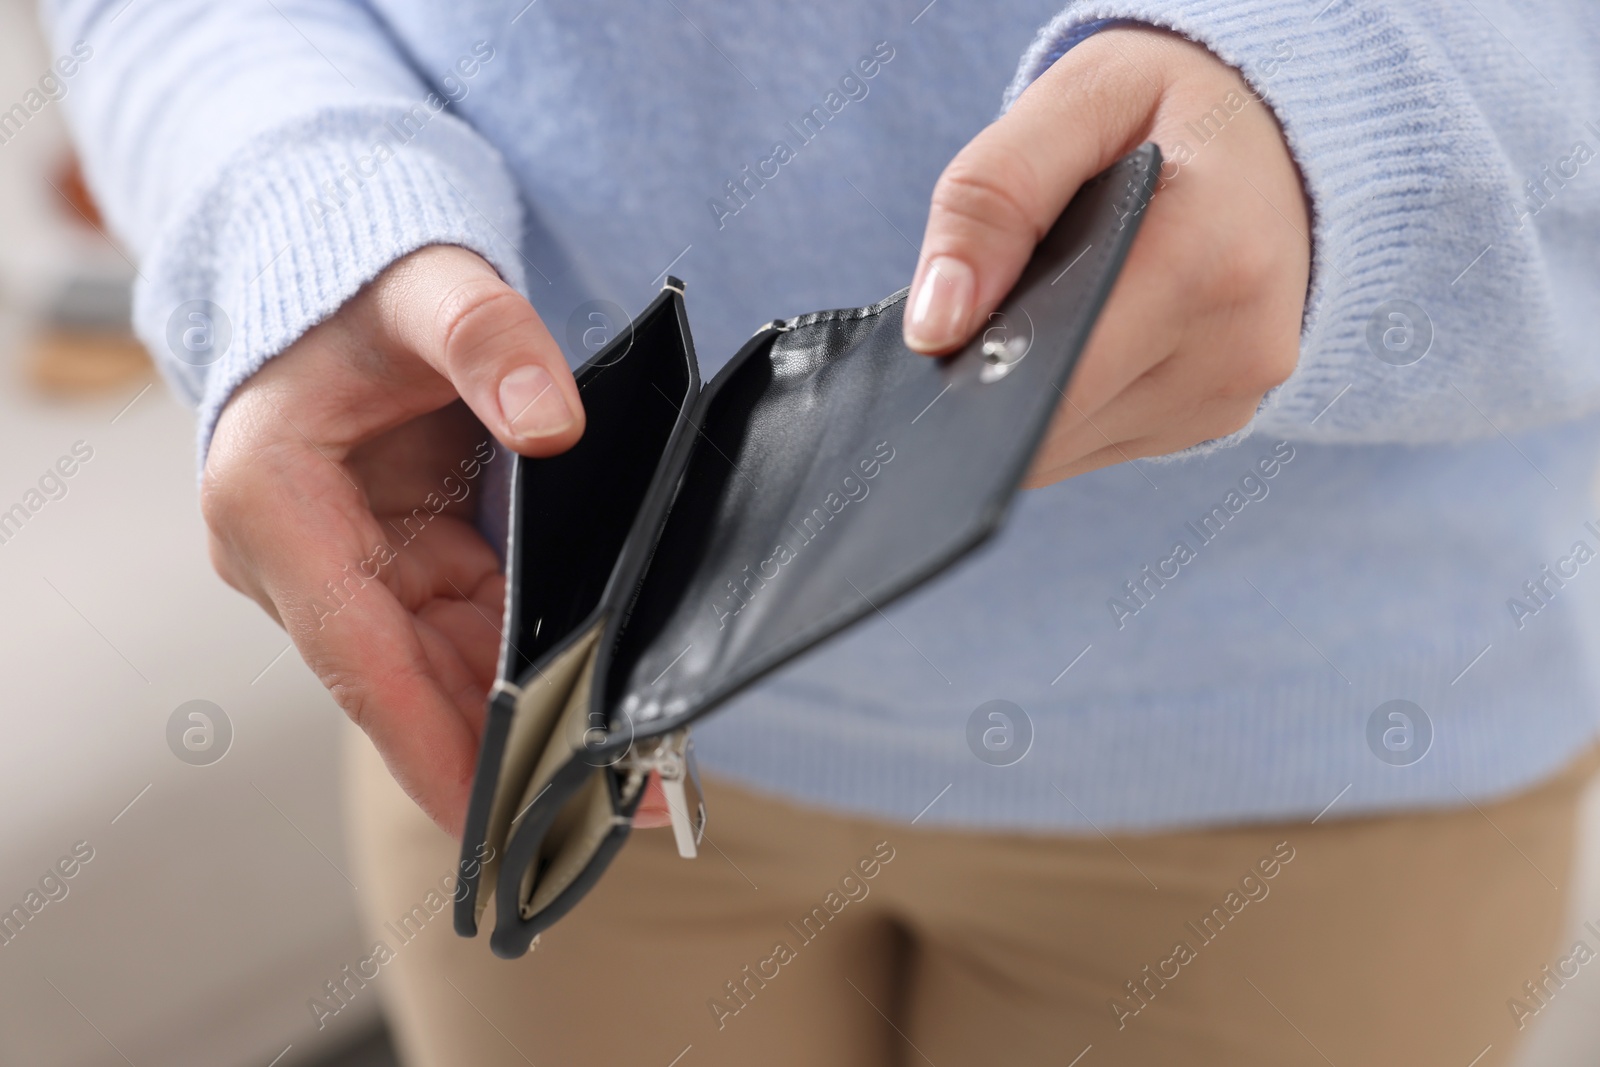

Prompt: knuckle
xmin=199 ymin=457 xmax=249 ymax=541
xmin=1209 ymin=397 xmax=1262 ymax=439
xmin=1253 ymin=343 xmax=1300 ymax=393
xmin=1228 ymin=335 xmax=1299 ymax=397
xmin=323 ymin=670 xmax=373 ymax=734
xmin=930 ymin=152 xmax=1045 ymax=244
xmin=433 ymin=279 xmax=525 ymax=375
xmin=1217 ymin=234 xmax=1283 ymax=295
xmin=203 ymin=530 xmax=245 ymax=594
xmin=199 ymin=434 xmax=292 ymax=536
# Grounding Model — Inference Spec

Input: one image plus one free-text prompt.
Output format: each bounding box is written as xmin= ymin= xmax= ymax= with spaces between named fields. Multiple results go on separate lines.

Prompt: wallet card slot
xmin=490 ymin=626 xmax=643 ymax=955
xmin=471 ymin=622 xmax=603 ymax=925
xmin=504 ymin=291 xmax=697 ymax=679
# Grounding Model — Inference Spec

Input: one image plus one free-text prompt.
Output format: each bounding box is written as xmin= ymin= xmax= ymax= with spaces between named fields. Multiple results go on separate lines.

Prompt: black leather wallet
xmin=456 ymin=145 xmax=1160 ymax=958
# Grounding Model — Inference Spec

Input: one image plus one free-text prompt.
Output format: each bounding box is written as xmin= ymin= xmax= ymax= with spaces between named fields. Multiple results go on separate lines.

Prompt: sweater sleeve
xmin=39 ymin=0 xmax=528 ymax=459
xmin=1008 ymin=1 xmax=1600 ymax=445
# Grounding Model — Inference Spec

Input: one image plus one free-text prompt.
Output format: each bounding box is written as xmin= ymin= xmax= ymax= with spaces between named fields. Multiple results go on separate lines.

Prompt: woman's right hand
xmin=202 ymin=244 xmax=584 ymax=837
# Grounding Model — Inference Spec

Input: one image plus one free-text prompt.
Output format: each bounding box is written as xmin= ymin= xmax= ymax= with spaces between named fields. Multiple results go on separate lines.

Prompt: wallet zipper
xmin=620 ymin=729 xmax=706 ymax=859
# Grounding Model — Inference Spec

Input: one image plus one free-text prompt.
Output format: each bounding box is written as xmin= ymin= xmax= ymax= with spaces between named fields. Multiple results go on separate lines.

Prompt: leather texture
xmin=458 ymin=145 xmax=1162 ymax=957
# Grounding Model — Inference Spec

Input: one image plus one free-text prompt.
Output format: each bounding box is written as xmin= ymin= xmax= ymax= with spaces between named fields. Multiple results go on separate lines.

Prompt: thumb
xmin=903 ymin=33 xmax=1164 ymax=355
xmin=379 ymin=245 xmax=586 ymax=457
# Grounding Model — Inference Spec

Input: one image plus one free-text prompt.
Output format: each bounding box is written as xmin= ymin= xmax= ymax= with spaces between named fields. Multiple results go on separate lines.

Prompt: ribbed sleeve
xmin=41 ymin=0 xmax=528 ymax=460
xmin=134 ymin=108 xmax=527 ymax=458
xmin=1006 ymin=1 xmax=1600 ymax=446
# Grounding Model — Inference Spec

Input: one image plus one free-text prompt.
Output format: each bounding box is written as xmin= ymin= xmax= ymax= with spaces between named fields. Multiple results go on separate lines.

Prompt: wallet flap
xmin=605 ymin=146 xmax=1161 ymax=733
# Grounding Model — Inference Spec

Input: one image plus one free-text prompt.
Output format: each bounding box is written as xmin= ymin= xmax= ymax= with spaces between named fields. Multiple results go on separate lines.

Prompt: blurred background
xmin=0 ymin=0 xmax=397 ymax=1063
xmin=0 ymin=0 xmax=1598 ymax=1064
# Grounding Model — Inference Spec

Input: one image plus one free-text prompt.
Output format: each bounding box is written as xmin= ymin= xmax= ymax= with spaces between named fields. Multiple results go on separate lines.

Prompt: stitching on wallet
xmin=783 ymin=286 xmax=910 ymax=332
xmin=776 ymin=153 xmax=1148 ymax=338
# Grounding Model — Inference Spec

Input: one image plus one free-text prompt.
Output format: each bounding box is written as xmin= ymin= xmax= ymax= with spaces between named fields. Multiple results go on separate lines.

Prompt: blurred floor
xmin=0 ymin=289 xmax=392 ymax=1067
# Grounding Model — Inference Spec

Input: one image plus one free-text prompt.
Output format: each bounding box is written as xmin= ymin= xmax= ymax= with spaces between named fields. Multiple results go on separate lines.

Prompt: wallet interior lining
xmin=522 ymin=766 xmax=615 ymax=918
xmin=602 ymin=309 xmax=908 ymax=720
xmin=476 ymin=622 xmax=603 ymax=924
xmin=513 ymin=626 xmax=622 ymax=918
xmin=506 ymin=298 xmax=694 ymax=679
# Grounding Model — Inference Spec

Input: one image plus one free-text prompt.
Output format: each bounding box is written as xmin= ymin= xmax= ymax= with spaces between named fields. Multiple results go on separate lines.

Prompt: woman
xmin=47 ymin=0 xmax=1600 ymax=1062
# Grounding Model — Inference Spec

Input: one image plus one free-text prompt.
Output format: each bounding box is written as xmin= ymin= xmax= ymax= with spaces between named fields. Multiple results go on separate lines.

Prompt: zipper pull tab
xmin=655 ymin=729 xmax=706 ymax=859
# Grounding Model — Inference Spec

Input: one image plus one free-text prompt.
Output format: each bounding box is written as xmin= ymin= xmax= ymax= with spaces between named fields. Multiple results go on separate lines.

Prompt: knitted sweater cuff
xmin=1007 ymin=1 xmax=1540 ymax=447
xmin=131 ymin=104 xmax=528 ymax=464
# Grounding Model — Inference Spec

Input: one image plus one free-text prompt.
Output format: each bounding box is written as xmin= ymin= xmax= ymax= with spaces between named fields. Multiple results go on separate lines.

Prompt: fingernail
xmin=498 ymin=365 xmax=576 ymax=439
xmin=904 ymin=255 xmax=975 ymax=353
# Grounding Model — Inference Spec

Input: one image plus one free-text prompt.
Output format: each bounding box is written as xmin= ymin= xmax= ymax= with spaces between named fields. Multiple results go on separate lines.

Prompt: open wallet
xmin=456 ymin=144 xmax=1162 ymax=958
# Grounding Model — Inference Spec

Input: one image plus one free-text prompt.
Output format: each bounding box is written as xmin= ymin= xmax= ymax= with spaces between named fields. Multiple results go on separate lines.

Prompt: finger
xmin=1055 ymin=197 xmax=1188 ymax=418
xmin=206 ymin=443 xmax=495 ymax=836
xmin=317 ymin=585 xmax=481 ymax=837
xmin=412 ymin=604 xmax=496 ymax=736
xmin=633 ymin=773 xmax=673 ymax=829
xmin=346 ymin=401 xmax=494 ymax=517
xmin=374 ymin=245 xmax=586 ymax=457
xmin=299 ymin=579 xmax=485 ymax=838
xmin=1037 ymin=298 xmax=1205 ymax=473
xmin=1023 ymin=330 xmax=1273 ymax=487
xmin=1001 ymin=197 xmax=1185 ymax=483
xmin=415 ymin=571 xmax=507 ymax=691
xmin=1025 ymin=390 xmax=1261 ymax=487
xmin=394 ymin=527 xmax=507 ymax=726
xmin=1033 ymin=366 xmax=1253 ymax=483
xmin=903 ymin=30 xmax=1169 ymax=354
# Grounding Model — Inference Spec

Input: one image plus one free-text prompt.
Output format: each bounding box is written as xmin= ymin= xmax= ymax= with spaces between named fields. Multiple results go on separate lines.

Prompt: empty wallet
xmin=456 ymin=144 xmax=1161 ymax=958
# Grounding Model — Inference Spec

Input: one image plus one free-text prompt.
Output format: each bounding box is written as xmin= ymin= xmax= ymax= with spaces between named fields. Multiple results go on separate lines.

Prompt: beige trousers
xmin=343 ymin=732 xmax=1596 ymax=1067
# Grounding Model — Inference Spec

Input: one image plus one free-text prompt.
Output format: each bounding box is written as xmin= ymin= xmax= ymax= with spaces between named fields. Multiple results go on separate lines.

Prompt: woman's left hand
xmin=903 ymin=27 xmax=1310 ymax=487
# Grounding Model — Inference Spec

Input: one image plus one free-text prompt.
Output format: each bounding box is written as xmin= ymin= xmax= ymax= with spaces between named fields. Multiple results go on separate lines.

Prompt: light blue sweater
xmin=46 ymin=0 xmax=1600 ymax=831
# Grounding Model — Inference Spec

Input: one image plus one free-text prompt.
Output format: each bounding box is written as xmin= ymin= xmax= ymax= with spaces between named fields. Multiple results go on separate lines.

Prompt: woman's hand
xmin=903 ymin=28 xmax=1310 ymax=486
xmin=203 ymin=245 xmax=586 ymax=837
